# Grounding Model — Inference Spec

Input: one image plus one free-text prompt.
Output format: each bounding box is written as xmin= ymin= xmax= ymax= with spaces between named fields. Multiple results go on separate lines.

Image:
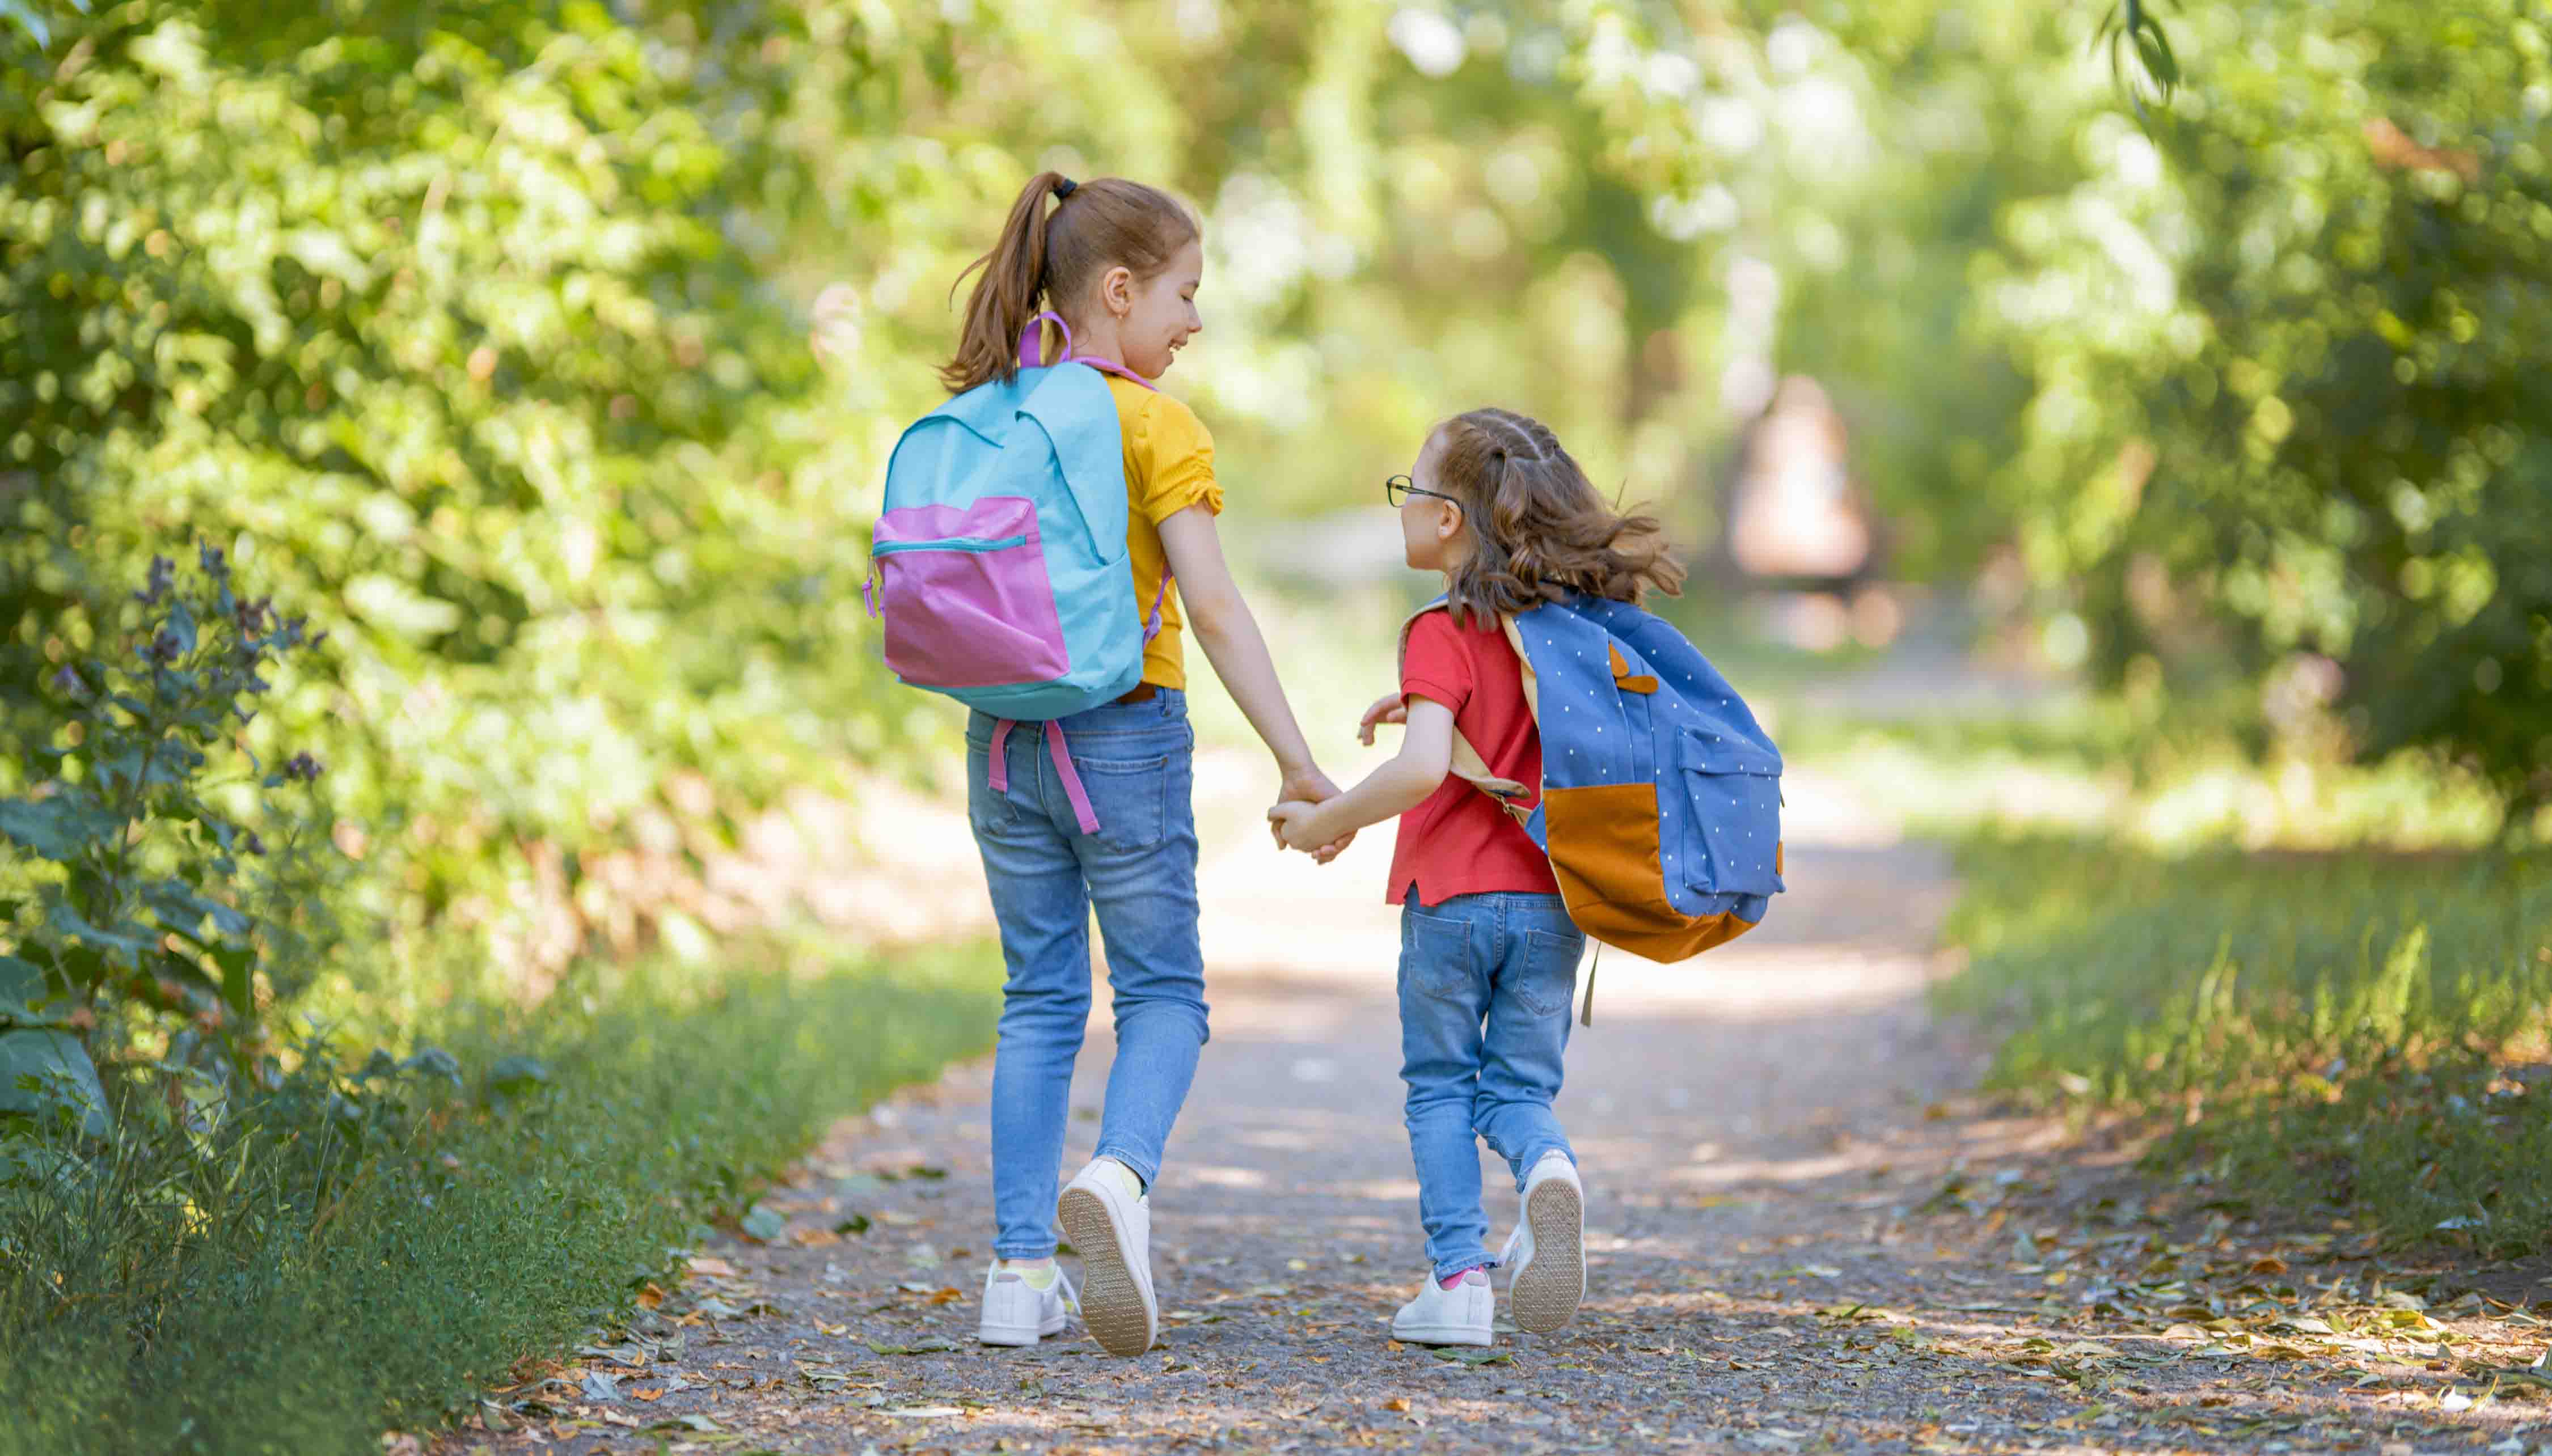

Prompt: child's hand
xmin=1275 ymin=765 xmax=1355 ymax=864
xmin=1266 ymin=800 xmax=1329 ymax=854
xmin=1357 ymin=693 xmax=1408 ymax=747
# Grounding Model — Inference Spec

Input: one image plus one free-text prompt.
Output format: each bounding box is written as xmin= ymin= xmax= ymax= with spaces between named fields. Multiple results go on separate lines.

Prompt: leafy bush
xmin=0 ymin=1 xmax=923 ymax=993
xmin=1986 ymin=1 xmax=2552 ymax=811
xmin=2 ymin=546 xmax=337 ymax=1142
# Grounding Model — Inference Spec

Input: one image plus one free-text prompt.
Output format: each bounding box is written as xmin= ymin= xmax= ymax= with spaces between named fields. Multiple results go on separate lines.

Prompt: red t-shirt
xmin=1388 ymin=611 xmax=1562 ymax=908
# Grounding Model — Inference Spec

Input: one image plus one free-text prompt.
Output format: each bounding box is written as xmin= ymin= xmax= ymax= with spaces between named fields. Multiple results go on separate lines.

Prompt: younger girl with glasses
xmin=1269 ymin=408 xmax=1683 ymax=1346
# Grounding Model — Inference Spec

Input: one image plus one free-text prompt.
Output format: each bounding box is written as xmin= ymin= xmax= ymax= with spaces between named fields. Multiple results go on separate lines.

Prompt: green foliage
xmin=0 ymin=0 xmax=929 ymax=987
xmin=1983 ymin=1 xmax=2552 ymax=810
xmin=0 ymin=941 xmax=1000 ymax=1456
xmin=1943 ymin=837 xmax=2552 ymax=1252
xmin=0 ymin=548 xmax=336 ymax=1138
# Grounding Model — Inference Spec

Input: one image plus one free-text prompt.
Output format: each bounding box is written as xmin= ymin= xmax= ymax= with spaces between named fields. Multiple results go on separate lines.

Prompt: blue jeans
xmin=1397 ymin=891 xmax=1584 ymax=1281
xmin=967 ymin=690 xmax=1206 ymax=1260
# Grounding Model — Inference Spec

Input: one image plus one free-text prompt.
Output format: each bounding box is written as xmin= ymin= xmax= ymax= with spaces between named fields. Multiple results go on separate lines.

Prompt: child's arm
xmin=1157 ymin=508 xmax=1349 ymax=851
xmin=1268 ymin=697 xmax=1454 ymax=850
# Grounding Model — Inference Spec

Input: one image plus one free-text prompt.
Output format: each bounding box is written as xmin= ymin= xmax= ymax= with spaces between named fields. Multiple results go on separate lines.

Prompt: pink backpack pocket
xmin=871 ymin=497 xmax=1069 ymax=689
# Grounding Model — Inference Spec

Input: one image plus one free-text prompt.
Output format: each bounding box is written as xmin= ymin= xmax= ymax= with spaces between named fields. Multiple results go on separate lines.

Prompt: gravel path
xmin=436 ymin=756 xmax=2552 ymax=1456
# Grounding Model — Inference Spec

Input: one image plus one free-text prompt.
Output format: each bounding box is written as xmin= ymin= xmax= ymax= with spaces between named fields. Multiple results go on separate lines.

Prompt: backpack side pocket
xmin=1677 ymin=726 xmax=1784 ymax=897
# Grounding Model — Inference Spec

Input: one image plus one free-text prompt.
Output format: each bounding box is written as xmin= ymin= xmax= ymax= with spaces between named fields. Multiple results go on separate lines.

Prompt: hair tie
xmin=1055 ymin=177 xmax=1078 ymax=199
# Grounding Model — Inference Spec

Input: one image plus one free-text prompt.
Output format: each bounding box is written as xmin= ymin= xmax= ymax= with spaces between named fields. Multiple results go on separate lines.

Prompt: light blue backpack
xmin=869 ymin=312 xmax=1166 ymax=835
xmin=1403 ymin=592 xmax=1784 ymax=1015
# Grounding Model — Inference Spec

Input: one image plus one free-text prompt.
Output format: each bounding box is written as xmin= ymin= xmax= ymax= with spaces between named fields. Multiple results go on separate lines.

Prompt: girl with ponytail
xmin=936 ymin=172 xmax=1347 ymax=1358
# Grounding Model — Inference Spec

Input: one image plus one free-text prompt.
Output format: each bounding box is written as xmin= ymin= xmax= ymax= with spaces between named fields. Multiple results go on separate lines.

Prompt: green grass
xmin=1942 ymin=837 xmax=2552 ymax=1255
xmin=0 ymin=941 xmax=1000 ymax=1456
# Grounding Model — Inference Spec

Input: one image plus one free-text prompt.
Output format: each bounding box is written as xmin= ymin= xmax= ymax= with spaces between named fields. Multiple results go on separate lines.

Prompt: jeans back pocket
xmin=1072 ymin=752 xmax=1169 ymax=851
xmin=1403 ymin=905 xmax=1483 ymax=1005
xmin=1512 ymin=927 xmax=1586 ymax=1018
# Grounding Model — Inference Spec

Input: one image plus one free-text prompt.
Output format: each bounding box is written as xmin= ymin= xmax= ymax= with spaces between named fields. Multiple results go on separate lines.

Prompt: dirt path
xmin=439 ymin=754 xmax=2552 ymax=1456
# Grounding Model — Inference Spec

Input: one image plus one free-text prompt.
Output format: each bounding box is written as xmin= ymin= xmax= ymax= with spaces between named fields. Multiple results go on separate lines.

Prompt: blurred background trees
xmin=3 ymin=0 xmax=2547 ymax=1035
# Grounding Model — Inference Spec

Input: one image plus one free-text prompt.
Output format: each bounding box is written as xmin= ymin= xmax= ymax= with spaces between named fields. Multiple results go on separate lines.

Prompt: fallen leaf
xmin=835 ymin=1214 xmax=872 ymax=1236
xmin=793 ymin=1226 xmax=842 ymax=1248
xmin=739 ymin=1207 xmax=789 ymax=1243
xmin=1430 ymin=1348 xmax=1511 ymax=1365
xmin=864 ymin=1338 xmax=958 ymax=1356
xmin=928 ymin=1287 xmax=964 ymax=1305
xmin=629 ymin=1387 xmax=665 ymax=1403
xmin=686 ymin=1256 xmax=739 ymax=1278
xmin=634 ymin=1283 xmax=666 ymax=1310
xmin=1384 ymin=1398 xmax=1411 ymax=1412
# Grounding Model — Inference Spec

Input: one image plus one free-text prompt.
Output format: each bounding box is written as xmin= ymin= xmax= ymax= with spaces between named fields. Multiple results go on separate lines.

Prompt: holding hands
xmin=1271 ymin=689 xmax=1450 ymax=861
xmin=1273 ymin=764 xmax=1351 ymax=864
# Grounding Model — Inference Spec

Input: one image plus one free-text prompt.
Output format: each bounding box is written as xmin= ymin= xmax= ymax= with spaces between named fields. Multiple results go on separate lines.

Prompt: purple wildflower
xmin=134 ymin=555 xmax=175 ymax=606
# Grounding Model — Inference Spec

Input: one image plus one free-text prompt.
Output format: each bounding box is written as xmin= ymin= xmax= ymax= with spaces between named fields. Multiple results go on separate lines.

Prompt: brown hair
xmin=1430 ymin=408 xmax=1685 ymax=628
xmin=940 ymin=172 xmax=1199 ymax=394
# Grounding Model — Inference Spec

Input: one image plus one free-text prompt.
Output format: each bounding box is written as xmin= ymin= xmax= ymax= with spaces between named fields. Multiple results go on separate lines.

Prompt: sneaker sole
xmin=977 ymin=1323 xmax=1044 ymax=1347
xmin=1391 ymin=1322 xmax=1492 ymax=1347
xmin=1057 ymin=1187 xmax=1155 ymax=1355
xmin=1511 ymin=1178 xmax=1583 ymax=1334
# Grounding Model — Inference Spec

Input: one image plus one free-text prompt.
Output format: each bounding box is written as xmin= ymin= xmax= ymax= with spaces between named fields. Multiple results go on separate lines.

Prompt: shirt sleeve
xmin=1130 ymin=392 xmax=1224 ymax=524
xmin=1400 ymin=612 xmax=1474 ymax=718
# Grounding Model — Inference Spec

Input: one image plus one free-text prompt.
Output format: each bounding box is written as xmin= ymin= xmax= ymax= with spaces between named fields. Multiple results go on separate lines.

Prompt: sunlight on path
xmin=438 ymin=670 xmax=2551 ymax=1456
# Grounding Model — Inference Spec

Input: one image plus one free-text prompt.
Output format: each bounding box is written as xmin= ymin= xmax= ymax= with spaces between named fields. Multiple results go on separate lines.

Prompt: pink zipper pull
xmin=862 ymin=575 xmax=882 ymax=618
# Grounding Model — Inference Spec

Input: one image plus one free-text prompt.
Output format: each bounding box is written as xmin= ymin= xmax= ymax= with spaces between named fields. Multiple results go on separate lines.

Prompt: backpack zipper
xmin=872 ymin=533 xmax=1032 ymax=557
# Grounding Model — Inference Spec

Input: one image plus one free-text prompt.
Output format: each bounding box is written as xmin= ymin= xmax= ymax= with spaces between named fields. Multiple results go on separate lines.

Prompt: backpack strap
xmin=1017 ymin=311 xmax=1157 ymax=393
xmin=1018 ymin=311 xmax=1177 ymax=645
xmin=1396 ymin=599 xmax=1532 ymax=826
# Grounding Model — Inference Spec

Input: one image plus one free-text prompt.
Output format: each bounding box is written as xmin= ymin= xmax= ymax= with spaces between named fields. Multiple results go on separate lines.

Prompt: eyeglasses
xmin=1385 ymin=475 xmax=1459 ymax=508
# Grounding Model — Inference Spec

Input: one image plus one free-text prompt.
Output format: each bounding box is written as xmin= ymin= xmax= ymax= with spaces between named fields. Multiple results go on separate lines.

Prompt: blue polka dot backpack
xmin=1400 ymin=592 xmax=1784 ymax=1018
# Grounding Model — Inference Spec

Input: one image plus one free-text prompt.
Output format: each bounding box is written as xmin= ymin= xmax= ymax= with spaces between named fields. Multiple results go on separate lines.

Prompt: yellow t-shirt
xmin=1109 ymin=375 xmax=1223 ymax=689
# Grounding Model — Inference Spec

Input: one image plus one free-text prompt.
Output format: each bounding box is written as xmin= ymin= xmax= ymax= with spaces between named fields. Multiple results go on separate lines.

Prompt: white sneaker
xmin=977 ymin=1259 xmax=1076 ymax=1347
xmin=1500 ymin=1150 xmax=1585 ymax=1334
xmin=1391 ymin=1268 xmax=1493 ymax=1346
xmin=1055 ymin=1158 xmax=1156 ymax=1355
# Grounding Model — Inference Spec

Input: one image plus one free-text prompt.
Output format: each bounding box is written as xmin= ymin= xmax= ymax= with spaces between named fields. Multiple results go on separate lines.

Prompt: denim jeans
xmin=967 ymin=689 xmax=1206 ymax=1260
xmin=1397 ymin=891 xmax=1585 ymax=1280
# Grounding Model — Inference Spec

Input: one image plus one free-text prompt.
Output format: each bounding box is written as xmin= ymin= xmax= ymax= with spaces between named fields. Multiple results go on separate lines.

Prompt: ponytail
xmin=941 ymin=171 xmax=1074 ymax=394
xmin=939 ymin=172 xmax=1201 ymax=395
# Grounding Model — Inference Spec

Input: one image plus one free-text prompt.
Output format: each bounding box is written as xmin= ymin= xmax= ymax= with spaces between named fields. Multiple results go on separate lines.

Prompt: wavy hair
xmin=939 ymin=172 xmax=1198 ymax=394
xmin=1430 ymin=408 xmax=1685 ymax=629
